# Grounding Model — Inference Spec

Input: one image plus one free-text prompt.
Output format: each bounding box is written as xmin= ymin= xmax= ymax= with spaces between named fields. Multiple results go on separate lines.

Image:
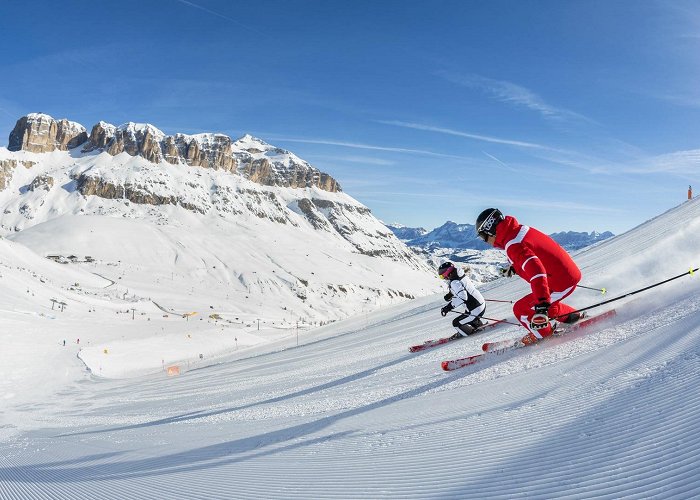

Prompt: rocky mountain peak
xmin=234 ymin=133 xmax=266 ymax=150
xmin=7 ymin=113 xmax=341 ymax=192
xmin=164 ymin=132 xmax=237 ymax=172
xmin=105 ymin=122 xmax=167 ymax=163
xmin=8 ymin=113 xmax=88 ymax=153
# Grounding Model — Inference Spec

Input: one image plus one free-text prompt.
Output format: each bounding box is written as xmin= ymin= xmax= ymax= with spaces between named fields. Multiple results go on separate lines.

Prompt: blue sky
xmin=1 ymin=0 xmax=700 ymax=234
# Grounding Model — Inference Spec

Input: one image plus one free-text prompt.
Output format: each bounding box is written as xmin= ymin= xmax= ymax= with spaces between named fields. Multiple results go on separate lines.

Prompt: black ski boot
xmin=449 ymin=324 xmax=475 ymax=340
xmin=470 ymin=318 xmax=486 ymax=330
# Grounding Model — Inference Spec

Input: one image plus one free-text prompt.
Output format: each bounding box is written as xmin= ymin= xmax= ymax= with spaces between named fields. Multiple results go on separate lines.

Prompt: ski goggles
xmin=439 ymin=266 xmax=455 ymax=279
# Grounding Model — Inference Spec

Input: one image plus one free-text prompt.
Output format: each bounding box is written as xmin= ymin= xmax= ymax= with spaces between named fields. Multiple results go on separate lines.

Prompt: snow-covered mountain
xmin=393 ymin=220 xmax=490 ymax=250
xmin=549 ymin=229 xmax=615 ymax=250
xmin=384 ymin=222 xmax=427 ymax=241
xmin=389 ymin=220 xmax=613 ymax=251
xmin=0 ymin=113 xmax=439 ymax=327
xmin=386 ymin=221 xmax=503 ymax=283
xmin=1 ymin=183 xmax=699 ymax=498
xmin=388 ymin=221 xmax=615 ymax=282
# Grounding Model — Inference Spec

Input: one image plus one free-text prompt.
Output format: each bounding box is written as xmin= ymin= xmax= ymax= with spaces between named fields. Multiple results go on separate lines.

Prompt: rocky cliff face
xmin=8 ymin=114 xmax=340 ymax=193
xmin=0 ymin=159 xmax=36 ymax=191
xmin=75 ymin=174 xmax=205 ymax=215
xmin=293 ymin=197 xmax=419 ymax=260
xmin=0 ymin=160 xmax=16 ymax=191
xmin=241 ymin=157 xmax=340 ymax=192
xmin=28 ymin=174 xmax=54 ymax=192
xmin=77 ymin=119 xmax=338 ymax=191
xmin=83 ymin=122 xmax=240 ymax=172
xmin=105 ymin=123 xmax=165 ymax=164
xmin=8 ymin=114 xmax=88 ymax=153
xmin=83 ymin=121 xmax=116 ymax=150
xmin=167 ymin=133 xmax=237 ymax=172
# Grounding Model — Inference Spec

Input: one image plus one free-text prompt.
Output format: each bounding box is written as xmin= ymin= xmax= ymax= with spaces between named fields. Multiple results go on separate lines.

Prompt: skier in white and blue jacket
xmin=438 ymin=262 xmax=486 ymax=339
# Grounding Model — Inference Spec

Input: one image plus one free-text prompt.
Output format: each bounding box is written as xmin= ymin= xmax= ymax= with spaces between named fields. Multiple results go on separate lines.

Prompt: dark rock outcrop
xmin=0 ymin=159 xmax=35 ymax=190
xmin=8 ymin=114 xmax=88 ymax=153
xmin=76 ymin=174 xmax=203 ymax=214
xmin=29 ymin=174 xmax=54 ymax=192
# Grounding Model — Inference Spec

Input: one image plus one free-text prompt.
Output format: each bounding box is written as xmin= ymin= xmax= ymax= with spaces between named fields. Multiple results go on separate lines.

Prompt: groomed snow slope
xmin=1 ymin=199 xmax=700 ymax=498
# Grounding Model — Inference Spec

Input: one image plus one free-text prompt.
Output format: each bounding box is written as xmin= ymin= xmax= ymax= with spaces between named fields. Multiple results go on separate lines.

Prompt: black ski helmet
xmin=438 ymin=261 xmax=458 ymax=280
xmin=476 ymin=208 xmax=504 ymax=241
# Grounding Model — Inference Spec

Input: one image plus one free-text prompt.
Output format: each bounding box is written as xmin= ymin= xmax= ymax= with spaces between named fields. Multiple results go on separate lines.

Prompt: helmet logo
xmin=480 ymin=211 xmax=498 ymax=234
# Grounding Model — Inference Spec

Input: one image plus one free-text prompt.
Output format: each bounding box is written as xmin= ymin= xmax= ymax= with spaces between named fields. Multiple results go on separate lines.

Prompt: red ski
xmin=409 ymin=320 xmax=505 ymax=353
xmin=441 ymin=309 xmax=616 ymax=371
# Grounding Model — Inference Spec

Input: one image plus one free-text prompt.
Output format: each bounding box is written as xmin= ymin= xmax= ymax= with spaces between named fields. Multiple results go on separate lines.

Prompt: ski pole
xmin=445 ymin=309 xmax=520 ymax=326
xmin=577 ymin=285 xmax=606 ymax=295
xmin=482 ymin=316 xmax=520 ymax=326
xmin=554 ymin=266 xmax=700 ymax=320
xmin=447 ymin=294 xmax=514 ymax=305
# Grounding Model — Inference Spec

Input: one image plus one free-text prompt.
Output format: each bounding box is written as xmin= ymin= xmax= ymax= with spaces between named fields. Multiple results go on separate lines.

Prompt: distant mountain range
xmin=385 ymin=221 xmax=614 ymax=283
xmin=387 ymin=221 xmax=613 ymax=252
xmin=383 ymin=223 xmax=428 ymax=243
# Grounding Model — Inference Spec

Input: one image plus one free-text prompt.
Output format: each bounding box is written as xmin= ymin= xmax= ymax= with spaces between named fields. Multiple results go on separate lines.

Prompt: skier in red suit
xmin=476 ymin=208 xmax=582 ymax=344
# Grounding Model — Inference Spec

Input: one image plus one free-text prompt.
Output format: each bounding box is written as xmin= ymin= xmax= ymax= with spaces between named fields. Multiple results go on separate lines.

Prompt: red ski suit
xmin=493 ymin=216 xmax=581 ymax=338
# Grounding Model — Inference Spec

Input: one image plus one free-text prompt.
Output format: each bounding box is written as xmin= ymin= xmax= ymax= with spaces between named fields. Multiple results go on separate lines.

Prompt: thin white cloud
xmin=481 ymin=151 xmax=520 ymax=173
xmin=533 ymin=144 xmax=700 ymax=179
xmin=472 ymin=76 xmax=559 ymax=116
xmin=352 ymin=191 xmax=456 ymax=200
xmin=267 ymin=136 xmax=472 ymax=161
xmin=649 ymin=89 xmax=700 ymax=109
xmin=304 ymin=154 xmax=396 ymax=166
xmin=378 ymin=119 xmax=552 ymax=150
xmin=665 ymin=1 xmax=700 ymax=37
xmin=174 ymin=0 xmax=262 ymax=34
xmin=438 ymin=71 xmax=593 ymax=123
xmin=624 ymin=149 xmax=700 ymax=175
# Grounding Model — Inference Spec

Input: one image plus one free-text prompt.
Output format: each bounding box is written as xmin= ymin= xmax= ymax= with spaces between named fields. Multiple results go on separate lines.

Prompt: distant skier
xmin=475 ymin=208 xmax=582 ymax=344
xmin=438 ymin=262 xmax=486 ymax=339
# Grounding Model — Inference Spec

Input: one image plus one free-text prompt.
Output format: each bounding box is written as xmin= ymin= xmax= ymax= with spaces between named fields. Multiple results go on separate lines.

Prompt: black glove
xmin=530 ymin=301 xmax=551 ymax=330
xmin=499 ymin=265 xmax=516 ymax=278
xmin=441 ymin=303 xmax=454 ymax=317
xmin=534 ymin=301 xmax=550 ymax=315
xmin=443 ymin=291 xmax=453 ymax=301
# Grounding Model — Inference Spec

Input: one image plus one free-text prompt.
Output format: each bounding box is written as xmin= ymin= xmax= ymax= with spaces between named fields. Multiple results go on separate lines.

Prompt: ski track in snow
xmin=2 ymin=201 xmax=700 ymax=497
